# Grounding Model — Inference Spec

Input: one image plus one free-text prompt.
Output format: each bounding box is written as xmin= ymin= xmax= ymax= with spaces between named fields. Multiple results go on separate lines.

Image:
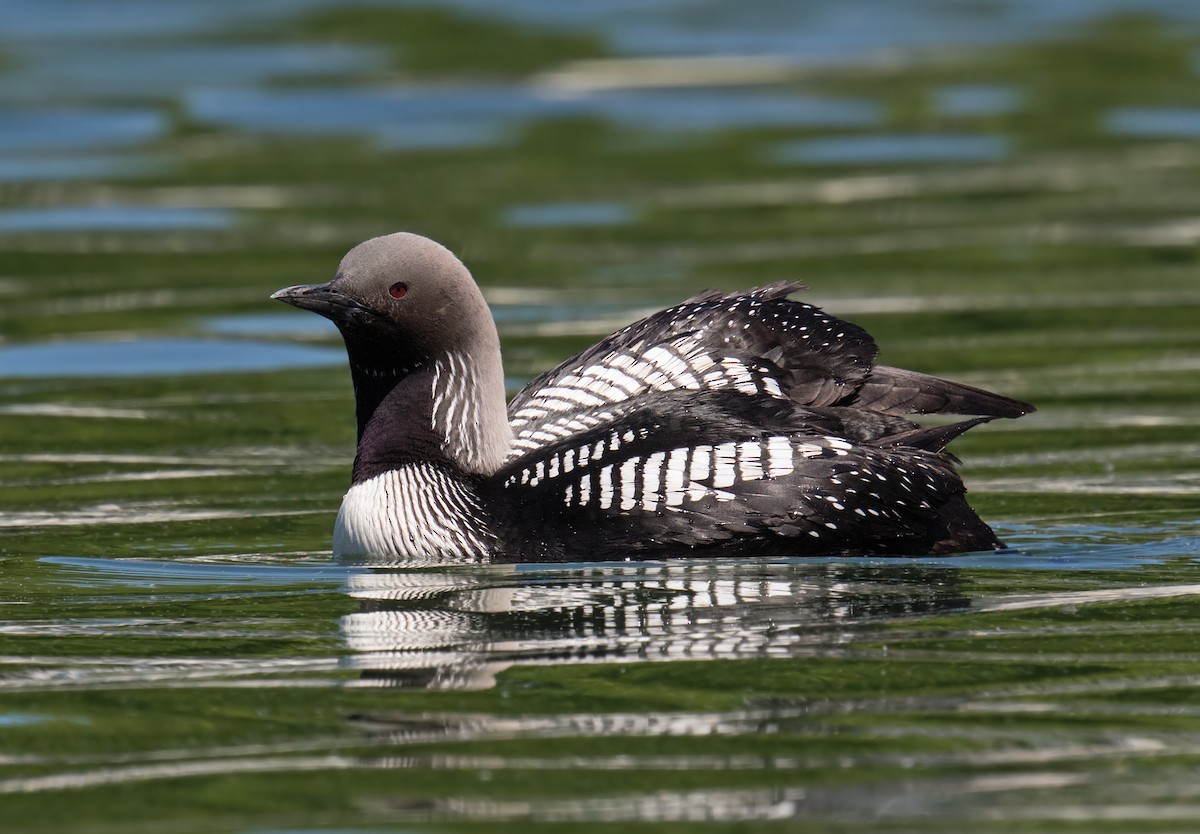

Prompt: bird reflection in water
xmin=338 ymin=559 xmax=969 ymax=690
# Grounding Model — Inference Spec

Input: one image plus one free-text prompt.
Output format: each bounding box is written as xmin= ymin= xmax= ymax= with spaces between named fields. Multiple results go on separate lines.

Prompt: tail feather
xmin=875 ymin=416 xmax=996 ymax=453
xmin=848 ymin=365 xmax=1034 ymax=418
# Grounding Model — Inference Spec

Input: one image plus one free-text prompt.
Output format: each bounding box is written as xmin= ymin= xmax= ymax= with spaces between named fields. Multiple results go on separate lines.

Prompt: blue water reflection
xmin=582 ymin=89 xmax=880 ymax=131
xmin=0 ymin=713 xmax=50 ymax=727
xmin=772 ymin=133 xmax=1011 ymax=165
xmin=0 ymin=155 xmax=166 ymax=182
xmin=403 ymin=0 xmax=1200 ymax=60
xmin=503 ymin=201 xmax=635 ymax=228
xmin=0 ymin=109 xmax=166 ymax=151
xmin=186 ymin=86 xmax=550 ymax=148
xmin=1106 ymin=106 xmax=1200 ymax=138
xmin=0 ymin=108 xmax=170 ymax=182
xmin=934 ymin=85 xmax=1023 ymax=117
xmin=203 ymin=314 xmax=339 ymax=338
xmin=0 ymin=0 xmax=316 ymax=40
xmin=0 ymin=206 xmax=232 ymax=233
xmin=41 ymin=556 xmax=352 ymax=587
xmin=0 ymin=338 xmax=344 ymax=378
xmin=187 ymin=84 xmax=881 ymax=148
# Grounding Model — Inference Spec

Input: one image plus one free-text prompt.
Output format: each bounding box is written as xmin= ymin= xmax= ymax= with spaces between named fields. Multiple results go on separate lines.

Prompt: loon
xmin=273 ymin=232 xmax=1033 ymax=564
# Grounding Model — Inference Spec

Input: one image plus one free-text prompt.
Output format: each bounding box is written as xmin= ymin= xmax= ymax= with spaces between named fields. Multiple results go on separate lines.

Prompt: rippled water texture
xmin=2 ymin=1 xmax=1200 ymax=832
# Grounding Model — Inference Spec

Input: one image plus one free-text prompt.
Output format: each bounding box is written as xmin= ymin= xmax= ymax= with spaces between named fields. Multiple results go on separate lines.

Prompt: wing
xmin=506 ymin=283 xmax=879 ymax=458
xmin=506 ymin=284 xmax=1033 ymax=460
xmin=486 ymin=392 xmax=1000 ymax=562
xmin=505 ymin=333 xmax=797 ymax=457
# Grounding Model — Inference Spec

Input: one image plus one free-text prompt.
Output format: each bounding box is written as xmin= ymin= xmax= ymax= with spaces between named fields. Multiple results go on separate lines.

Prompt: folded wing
xmin=489 ymin=391 xmax=1003 ymax=562
xmin=506 ymin=284 xmax=1031 ymax=460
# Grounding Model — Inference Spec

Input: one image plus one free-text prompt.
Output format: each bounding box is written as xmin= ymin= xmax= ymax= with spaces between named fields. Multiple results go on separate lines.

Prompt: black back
xmin=485 ymin=390 xmax=1002 ymax=562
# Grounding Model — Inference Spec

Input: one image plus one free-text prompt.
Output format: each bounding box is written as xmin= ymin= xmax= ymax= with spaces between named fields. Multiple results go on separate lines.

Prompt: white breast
xmin=333 ymin=465 xmax=493 ymax=563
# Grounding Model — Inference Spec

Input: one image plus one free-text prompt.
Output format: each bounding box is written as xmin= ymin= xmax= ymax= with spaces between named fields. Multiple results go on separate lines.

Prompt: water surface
xmin=1 ymin=1 xmax=1199 ymax=832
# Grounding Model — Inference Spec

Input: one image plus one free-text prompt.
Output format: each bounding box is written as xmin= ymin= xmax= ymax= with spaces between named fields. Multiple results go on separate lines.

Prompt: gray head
xmin=273 ymin=232 xmax=512 ymax=475
xmin=272 ymin=232 xmax=497 ymax=372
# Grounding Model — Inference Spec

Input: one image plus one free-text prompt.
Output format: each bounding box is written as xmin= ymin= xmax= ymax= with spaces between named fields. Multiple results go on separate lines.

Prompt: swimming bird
xmin=273 ymin=232 xmax=1033 ymax=563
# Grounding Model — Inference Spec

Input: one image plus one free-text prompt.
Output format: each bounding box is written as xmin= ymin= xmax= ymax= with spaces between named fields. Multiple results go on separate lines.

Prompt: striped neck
xmin=430 ymin=349 xmax=512 ymax=476
xmin=351 ymin=352 xmax=512 ymax=484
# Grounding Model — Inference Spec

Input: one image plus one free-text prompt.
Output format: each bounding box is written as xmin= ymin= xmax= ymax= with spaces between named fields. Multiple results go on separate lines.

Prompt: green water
xmin=1 ymin=2 xmax=1199 ymax=831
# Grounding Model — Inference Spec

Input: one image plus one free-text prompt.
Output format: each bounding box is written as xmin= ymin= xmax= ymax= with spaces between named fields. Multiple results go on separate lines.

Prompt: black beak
xmin=271 ymin=282 xmax=369 ymax=323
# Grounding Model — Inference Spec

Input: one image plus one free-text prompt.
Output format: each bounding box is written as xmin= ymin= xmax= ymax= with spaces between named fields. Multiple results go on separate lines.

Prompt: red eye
xmin=389 ymin=282 xmax=408 ymax=299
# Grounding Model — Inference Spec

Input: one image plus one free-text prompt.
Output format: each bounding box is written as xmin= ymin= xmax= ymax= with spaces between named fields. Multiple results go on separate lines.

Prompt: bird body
xmin=274 ymin=233 xmax=1033 ymax=564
